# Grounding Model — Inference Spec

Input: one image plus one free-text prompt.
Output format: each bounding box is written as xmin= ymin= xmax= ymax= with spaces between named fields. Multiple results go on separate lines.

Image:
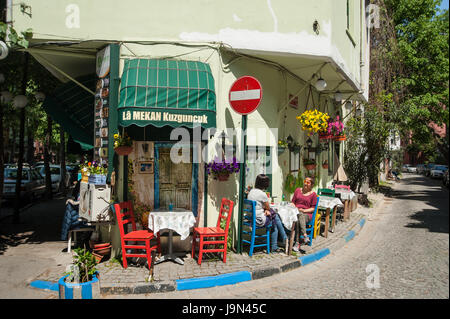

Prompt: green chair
xmin=317 ymin=188 xmax=336 ymax=228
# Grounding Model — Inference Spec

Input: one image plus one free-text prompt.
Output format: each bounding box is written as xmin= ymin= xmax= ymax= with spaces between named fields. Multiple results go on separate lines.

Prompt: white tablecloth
xmin=270 ymin=204 xmax=298 ymax=229
xmin=148 ymin=208 xmax=196 ymax=240
xmin=334 ymin=189 xmax=356 ymax=201
xmin=318 ymin=196 xmax=343 ymax=210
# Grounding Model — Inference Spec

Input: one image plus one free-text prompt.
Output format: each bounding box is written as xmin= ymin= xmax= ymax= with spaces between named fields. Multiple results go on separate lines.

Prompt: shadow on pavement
xmin=0 ymin=195 xmax=68 ymax=255
xmin=390 ymin=175 xmax=449 ymax=234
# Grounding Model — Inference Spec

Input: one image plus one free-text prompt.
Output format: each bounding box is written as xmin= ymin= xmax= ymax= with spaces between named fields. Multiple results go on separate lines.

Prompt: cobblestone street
xmin=105 ymin=174 xmax=449 ymax=299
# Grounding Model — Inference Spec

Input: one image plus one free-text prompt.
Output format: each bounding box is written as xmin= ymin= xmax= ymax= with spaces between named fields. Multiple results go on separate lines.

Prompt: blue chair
xmin=241 ymin=199 xmax=271 ymax=256
xmin=300 ymin=196 xmax=320 ymax=246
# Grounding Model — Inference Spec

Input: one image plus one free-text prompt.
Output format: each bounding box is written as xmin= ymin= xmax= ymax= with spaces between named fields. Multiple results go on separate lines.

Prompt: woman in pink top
xmin=290 ymin=176 xmax=317 ymax=252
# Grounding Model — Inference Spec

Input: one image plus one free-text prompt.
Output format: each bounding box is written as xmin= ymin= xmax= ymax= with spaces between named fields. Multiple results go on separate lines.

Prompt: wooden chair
xmin=318 ymin=188 xmax=335 ymax=197
xmin=191 ymin=198 xmax=234 ymax=265
xmin=113 ymin=201 xmax=161 ymax=269
xmin=301 ymin=196 xmax=320 ymax=246
xmin=241 ymin=199 xmax=271 ymax=256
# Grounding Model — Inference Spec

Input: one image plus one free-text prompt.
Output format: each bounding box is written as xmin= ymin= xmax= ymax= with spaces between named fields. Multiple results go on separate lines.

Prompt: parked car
xmin=3 ymin=166 xmax=46 ymax=201
xmin=416 ymin=164 xmax=426 ymax=175
xmin=402 ymin=164 xmax=412 ymax=172
xmin=407 ymin=165 xmax=418 ymax=173
xmin=424 ymin=163 xmax=436 ymax=177
xmin=429 ymin=165 xmax=448 ymax=179
xmin=36 ymin=164 xmax=71 ymax=192
xmin=443 ymin=170 xmax=449 ymax=187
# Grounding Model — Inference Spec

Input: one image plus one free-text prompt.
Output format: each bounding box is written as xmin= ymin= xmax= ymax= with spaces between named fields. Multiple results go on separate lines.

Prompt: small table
xmin=270 ymin=203 xmax=298 ymax=254
xmin=318 ymin=196 xmax=344 ymax=238
xmin=333 ymin=189 xmax=357 ymax=221
xmin=149 ymin=208 xmax=196 ymax=265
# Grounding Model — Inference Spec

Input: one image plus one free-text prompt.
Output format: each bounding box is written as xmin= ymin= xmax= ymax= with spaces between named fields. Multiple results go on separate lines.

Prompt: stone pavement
xmin=2 ymin=190 xmax=383 ymax=297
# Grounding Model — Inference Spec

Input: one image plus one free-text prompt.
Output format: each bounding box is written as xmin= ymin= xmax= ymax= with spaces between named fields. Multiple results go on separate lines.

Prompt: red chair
xmin=113 ymin=201 xmax=161 ymax=269
xmin=191 ymin=198 xmax=234 ymax=265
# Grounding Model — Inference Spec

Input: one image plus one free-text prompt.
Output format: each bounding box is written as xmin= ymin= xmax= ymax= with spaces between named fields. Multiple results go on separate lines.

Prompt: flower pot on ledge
xmin=322 ymin=164 xmax=329 ymax=169
xmin=304 ymin=164 xmax=316 ymax=171
xmin=114 ymin=146 xmax=133 ymax=156
xmin=277 ymin=146 xmax=286 ymax=155
xmin=319 ymin=133 xmax=332 ymax=140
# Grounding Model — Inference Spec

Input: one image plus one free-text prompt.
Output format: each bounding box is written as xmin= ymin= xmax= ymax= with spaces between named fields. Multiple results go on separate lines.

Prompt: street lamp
xmin=12 ymin=95 xmax=28 ymax=109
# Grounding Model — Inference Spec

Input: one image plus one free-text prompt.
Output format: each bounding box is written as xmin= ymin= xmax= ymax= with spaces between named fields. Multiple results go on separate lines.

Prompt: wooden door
xmin=158 ymin=147 xmax=192 ymax=210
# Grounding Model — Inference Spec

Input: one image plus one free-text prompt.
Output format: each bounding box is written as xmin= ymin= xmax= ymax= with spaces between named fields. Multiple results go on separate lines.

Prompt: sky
xmin=438 ymin=0 xmax=449 ymax=11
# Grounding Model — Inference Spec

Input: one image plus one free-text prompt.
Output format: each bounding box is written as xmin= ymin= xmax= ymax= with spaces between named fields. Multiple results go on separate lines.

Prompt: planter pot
xmin=322 ymin=164 xmax=329 ymax=169
xmin=304 ymin=164 xmax=316 ymax=171
xmin=277 ymin=146 xmax=286 ymax=155
xmin=88 ymin=174 xmax=106 ymax=185
xmin=81 ymin=173 xmax=89 ymax=183
xmin=216 ymin=173 xmax=230 ymax=181
xmin=58 ymin=272 xmax=100 ymax=299
xmin=319 ymin=133 xmax=332 ymax=140
xmin=114 ymin=146 xmax=133 ymax=156
xmin=333 ymin=135 xmax=346 ymax=142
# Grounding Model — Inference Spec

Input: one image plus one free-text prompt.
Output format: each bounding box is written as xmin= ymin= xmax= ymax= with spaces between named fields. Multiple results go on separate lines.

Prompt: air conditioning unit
xmin=79 ymin=182 xmax=111 ymax=222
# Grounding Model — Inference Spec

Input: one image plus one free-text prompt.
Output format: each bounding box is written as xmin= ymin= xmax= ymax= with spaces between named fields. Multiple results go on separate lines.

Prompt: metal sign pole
xmin=237 ymin=114 xmax=247 ymax=254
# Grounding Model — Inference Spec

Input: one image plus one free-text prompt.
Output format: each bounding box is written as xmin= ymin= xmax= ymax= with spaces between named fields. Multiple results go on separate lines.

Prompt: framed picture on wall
xmin=139 ymin=160 xmax=154 ymax=174
xmin=289 ymin=94 xmax=299 ymax=109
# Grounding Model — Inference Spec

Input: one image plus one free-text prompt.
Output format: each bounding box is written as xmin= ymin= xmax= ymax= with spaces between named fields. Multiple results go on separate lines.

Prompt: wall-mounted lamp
xmin=315 ymin=78 xmax=327 ymax=91
xmin=306 ymin=137 xmax=313 ymax=149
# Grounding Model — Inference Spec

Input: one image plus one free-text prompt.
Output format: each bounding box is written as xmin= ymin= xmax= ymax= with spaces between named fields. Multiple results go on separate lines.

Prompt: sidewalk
xmin=23 ymin=191 xmax=385 ymax=297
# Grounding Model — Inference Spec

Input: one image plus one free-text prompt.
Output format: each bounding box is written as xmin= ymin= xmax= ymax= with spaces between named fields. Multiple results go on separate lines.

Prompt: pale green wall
xmin=11 ymin=0 xmax=364 ymax=88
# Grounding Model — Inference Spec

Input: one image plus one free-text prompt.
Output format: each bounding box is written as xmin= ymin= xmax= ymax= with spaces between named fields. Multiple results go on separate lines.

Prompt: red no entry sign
xmin=228 ymin=76 xmax=262 ymax=115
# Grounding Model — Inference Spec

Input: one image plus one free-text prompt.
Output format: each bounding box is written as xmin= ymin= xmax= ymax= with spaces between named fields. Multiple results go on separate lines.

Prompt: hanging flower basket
xmin=319 ymin=132 xmax=332 ymax=141
xmin=206 ymin=156 xmax=239 ymax=181
xmin=217 ymin=172 xmax=230 ymax=181
xmin=303 ymin=158 xmax=316 ymax=171
xmin=296 ymin=109 xmax=330 ymax=134
xmin=114 ymin=146 xmax=133 ymax=156
xmin=333 ymin=135 xmax=347 ymax=142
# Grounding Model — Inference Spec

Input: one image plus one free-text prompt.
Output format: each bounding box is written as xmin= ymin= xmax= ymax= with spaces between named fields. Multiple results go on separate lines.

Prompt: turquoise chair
xmin=300 ymin=195 xmax=320 ymax=246
xmin=317 ymin=188 xmax=337 ymax=227
xmin=241 ymin=199 xmax=271 ymax=256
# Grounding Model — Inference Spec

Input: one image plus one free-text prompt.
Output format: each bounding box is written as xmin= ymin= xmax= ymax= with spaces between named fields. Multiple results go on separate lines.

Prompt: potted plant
xmin=205 ymin=156 xmax=240 ymax=181
xmin=303 ymin=158 xmax=317 ymax=171
xmin=58 ymin=247 xmax=100 ymax=299
xmin=87 ymin=161 xmax=107 ymax=185
xmin=296 ymin=109 xmax=330 ymax=135
xmin=113 ymin=132 xmax=133 ymax=156
xmin=328 ymin=116 xmax=346 ymax=141
xmin=277 ymin=138 xmax=288 ymax=155
xmin=322 ymin=160 xmax=329 ymax=169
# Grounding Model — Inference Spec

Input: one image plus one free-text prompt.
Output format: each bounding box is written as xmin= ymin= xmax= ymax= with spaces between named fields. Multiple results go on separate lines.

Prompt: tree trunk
xmin=44 ymin=115 xmax=53 ymax=200
xmin=59 ymin=127 xmax=67 ymax=196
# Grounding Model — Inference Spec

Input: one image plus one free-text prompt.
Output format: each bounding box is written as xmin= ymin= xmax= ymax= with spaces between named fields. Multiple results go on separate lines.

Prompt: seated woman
xmin=247 ymin=174 xmax=288 ymax=253
xmin=290 ymin=176 xmax=317 ymax=252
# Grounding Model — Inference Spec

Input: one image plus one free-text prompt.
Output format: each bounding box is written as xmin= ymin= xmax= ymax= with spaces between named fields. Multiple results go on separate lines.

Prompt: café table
xmin=333 ymin=188 xmax=357 ymax=221
xmin=317 ymin=196 xmax=344 ymax=238
xmin=148 ymin=208 xmax=196 ymax=265
xmin=270 ymin=203 xmax=298 ymax=254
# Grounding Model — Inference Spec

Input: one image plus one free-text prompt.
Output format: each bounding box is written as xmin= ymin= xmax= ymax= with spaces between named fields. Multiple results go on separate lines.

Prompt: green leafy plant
xmin=65 ymin=248 xmax=98 ymax=283
xmin=113 ymin=132 xmax=132 ymax=147
xmin=303 ymin=158 xmax=316 ymax=166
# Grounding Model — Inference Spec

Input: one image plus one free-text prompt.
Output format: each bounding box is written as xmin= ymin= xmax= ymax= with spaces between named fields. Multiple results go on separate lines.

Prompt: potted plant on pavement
xmin=58 ymin=247 xmax=100 ymax=299
xmin=205 ymin=156 xmax=240 ymax=181
xmin=88 ymin=161 xmax=107 ymax=185
xmin=113 ymin=132 xmax=133 ymax=156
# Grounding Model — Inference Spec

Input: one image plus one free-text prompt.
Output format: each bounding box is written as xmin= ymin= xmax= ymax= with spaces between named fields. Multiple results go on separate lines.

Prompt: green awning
xmin=118 ymin=59 xmax=216 ymax=128
xmin=42 ymin=75 xmax=95 ymax=150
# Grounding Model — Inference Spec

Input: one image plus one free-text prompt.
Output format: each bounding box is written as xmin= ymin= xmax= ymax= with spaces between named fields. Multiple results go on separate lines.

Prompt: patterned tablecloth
xmin=318 ymin=196 xmax=344 ymax=210
xmin=334 ymin=189 xmax=357 ymax=201
xmin=270 ymin=204 xmax=299 ymax=229
xmin=148 ymin=208 xmax=196 ymax=240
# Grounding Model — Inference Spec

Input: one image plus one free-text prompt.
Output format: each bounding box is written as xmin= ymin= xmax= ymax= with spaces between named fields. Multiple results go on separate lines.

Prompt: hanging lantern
xmin=345 ymin=100 xmax=353 ymax=110
xmin=0 ymin=91 xmax=13 ymax=103
xmin=12 ymin=95 xmax=28 ymax=109
xmin=334 ymin=91 xmax=342 ymax=101
xmin=315 ymin=78 xmax=327 ymax=91
xmin=35 ymin=92 xmax=46 ymax=102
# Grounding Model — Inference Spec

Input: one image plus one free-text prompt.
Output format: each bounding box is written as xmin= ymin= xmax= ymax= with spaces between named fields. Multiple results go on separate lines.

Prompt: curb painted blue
xmin=344 ymin=230 xmax=356 ymax=242
xmin=358 ymin=218 xmax=366 ymax=228
xmin=30 ymin=280 xmax=59 ymax=292
xmin=298 ymin=248 xmax=330 ymax=266
xmin=176 ymin=271 xmax=252 ymax=291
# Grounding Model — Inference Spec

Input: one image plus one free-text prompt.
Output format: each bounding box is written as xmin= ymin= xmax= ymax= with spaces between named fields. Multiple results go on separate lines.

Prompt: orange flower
xmin=88 ymin=162 xmax=92 ymax=167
